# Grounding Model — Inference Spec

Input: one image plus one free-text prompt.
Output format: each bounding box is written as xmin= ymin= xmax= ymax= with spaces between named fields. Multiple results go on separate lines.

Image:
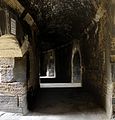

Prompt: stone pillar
xmin=0 ymin=57 xmax=28 ymax=114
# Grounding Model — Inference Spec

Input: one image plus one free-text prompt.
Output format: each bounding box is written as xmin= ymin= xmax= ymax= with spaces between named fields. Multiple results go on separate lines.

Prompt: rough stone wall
xmin=111 ymin=0 xmax=115 ymax=114
xmin=26 ymin=45 xmax=39 ymax=93
xmin=0 ymin=2 xmax=40 ymax=114
xmin=0 ymin=82 xmax=27 ymax=114
xmin=80 ymin=0 xmax=112 ymax=118
xmin=0 ymin=56 xmax=28 ymax=114
xmin=26 ymin=30 xmax=40 ymax=110
xmin=112 ymin=63 xmax=115 ymax=102
xmin=0 ymin=44 xmax=40 ymax=114
xmin=0 ymin=58 xmax=14 ymax=83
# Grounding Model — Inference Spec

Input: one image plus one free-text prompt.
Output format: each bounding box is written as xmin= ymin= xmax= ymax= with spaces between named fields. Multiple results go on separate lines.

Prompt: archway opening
xmin=72 ymin=51 xmax=82 ymax=83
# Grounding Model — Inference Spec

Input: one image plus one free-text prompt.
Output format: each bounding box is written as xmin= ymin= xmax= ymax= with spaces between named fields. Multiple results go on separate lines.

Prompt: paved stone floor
xmin=0 ymin=88 xmax=110 ymax=120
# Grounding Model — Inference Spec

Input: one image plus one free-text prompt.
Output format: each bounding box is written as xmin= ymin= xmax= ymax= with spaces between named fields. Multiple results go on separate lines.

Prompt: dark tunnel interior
xmin=23 ymin=0 xmax=112 ymax=115
xmin=16 ymin=0 xmax=112 ymax=115
xmin=0 ymin=0 xmax=113 ymax=118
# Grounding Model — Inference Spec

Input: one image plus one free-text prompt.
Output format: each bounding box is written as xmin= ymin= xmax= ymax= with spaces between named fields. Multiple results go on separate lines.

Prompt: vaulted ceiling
xmin=3 ymin=0 xmax=99 ymax=49
xmin=19 ymin=0 xmax=98 ymax=43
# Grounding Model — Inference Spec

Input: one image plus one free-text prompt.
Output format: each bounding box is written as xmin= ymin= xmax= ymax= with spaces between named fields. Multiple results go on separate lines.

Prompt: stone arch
xmin=71 ymin=42 xmax=82 ymax=83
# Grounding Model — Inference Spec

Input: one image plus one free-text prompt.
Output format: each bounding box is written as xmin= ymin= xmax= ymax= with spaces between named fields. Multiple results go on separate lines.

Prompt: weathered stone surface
xmin=0 ymin=95 xmax=17 ymax=102
xmin=111 ymin=40 xmax=115 ymax=51
xmin=19 ymin=94 xmax=27 ymax=107
xmin=111 ymin=55 xmax=115 ymax=63
xmin=0 ymin=58 xmax=14 ymax=67
xmin=112 ymin=0 xmax=115 ymax=115
xmin=0 ymin=107 xmax=23 ymax=113
xmin=80 ymin=0 xmax=112 ymax=118
xmin=0 ymin=93 xmax=27 ymax=114
xmin=0 ymin=82 xmax=27 ymax=96
xmin=4 ymin=0 xmax=24 ymax=14
xmin=112 ymin=64 xmax=115 ymax=82
xmin=0 ymin=58 xmax=14 ymax=83
xmin=113 ymin=83 xmax=115 ymax=98
xmin=111 ymin=39 xmax=115 ymax=62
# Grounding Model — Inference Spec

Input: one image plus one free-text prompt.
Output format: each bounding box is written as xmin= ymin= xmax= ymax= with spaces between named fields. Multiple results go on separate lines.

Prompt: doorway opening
xmin=72 ymin=46 xmax=82 ymax=86
xmin=40 ymin=50 xmax=56 ymax=79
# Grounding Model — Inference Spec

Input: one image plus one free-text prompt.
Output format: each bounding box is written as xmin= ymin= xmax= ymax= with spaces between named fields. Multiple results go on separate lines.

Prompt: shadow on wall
xmin=13 ymin=55 xmax=27 ymax=83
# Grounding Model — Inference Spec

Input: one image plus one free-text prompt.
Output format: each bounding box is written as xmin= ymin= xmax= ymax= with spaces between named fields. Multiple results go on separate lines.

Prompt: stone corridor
xmin=0 ymin=0 xmax=115 ymax=119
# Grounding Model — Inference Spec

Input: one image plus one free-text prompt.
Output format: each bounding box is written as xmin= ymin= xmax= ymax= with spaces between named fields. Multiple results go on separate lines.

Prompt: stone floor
xmin=0 ymin=88 xmax=110 ymax=120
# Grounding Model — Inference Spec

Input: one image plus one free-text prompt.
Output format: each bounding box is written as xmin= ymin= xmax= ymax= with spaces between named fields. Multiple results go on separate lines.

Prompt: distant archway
xmin=72 ymin=45 xmax=82 ymax=83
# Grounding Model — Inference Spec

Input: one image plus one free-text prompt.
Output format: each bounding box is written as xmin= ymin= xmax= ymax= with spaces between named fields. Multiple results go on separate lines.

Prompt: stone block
xmin=0 ymin=58 xmax=14 ymax=68
xmin=0 ymin=95 xmax=18 ymax=108
xmin=19 ymin=94 xmax=27 ymax=107
xmin=22 ymin=104 xmax=28 ymax=115
xmin=0 ymin=58 xmax=14 ymax=83
xmin=0 ymin=82 xmax=27 ymax=96
xmin=111 ymin=55 xmax=115 ymax=63
xmin=0 ymin=82 xmax=28 ymax=114
xmin=0 ymin=93 xmax=28 ymax=114
xmin=0 ymin=95 xmax=17 ymax=102
xmin=0 ymin=106 xmax=23 ymax=113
